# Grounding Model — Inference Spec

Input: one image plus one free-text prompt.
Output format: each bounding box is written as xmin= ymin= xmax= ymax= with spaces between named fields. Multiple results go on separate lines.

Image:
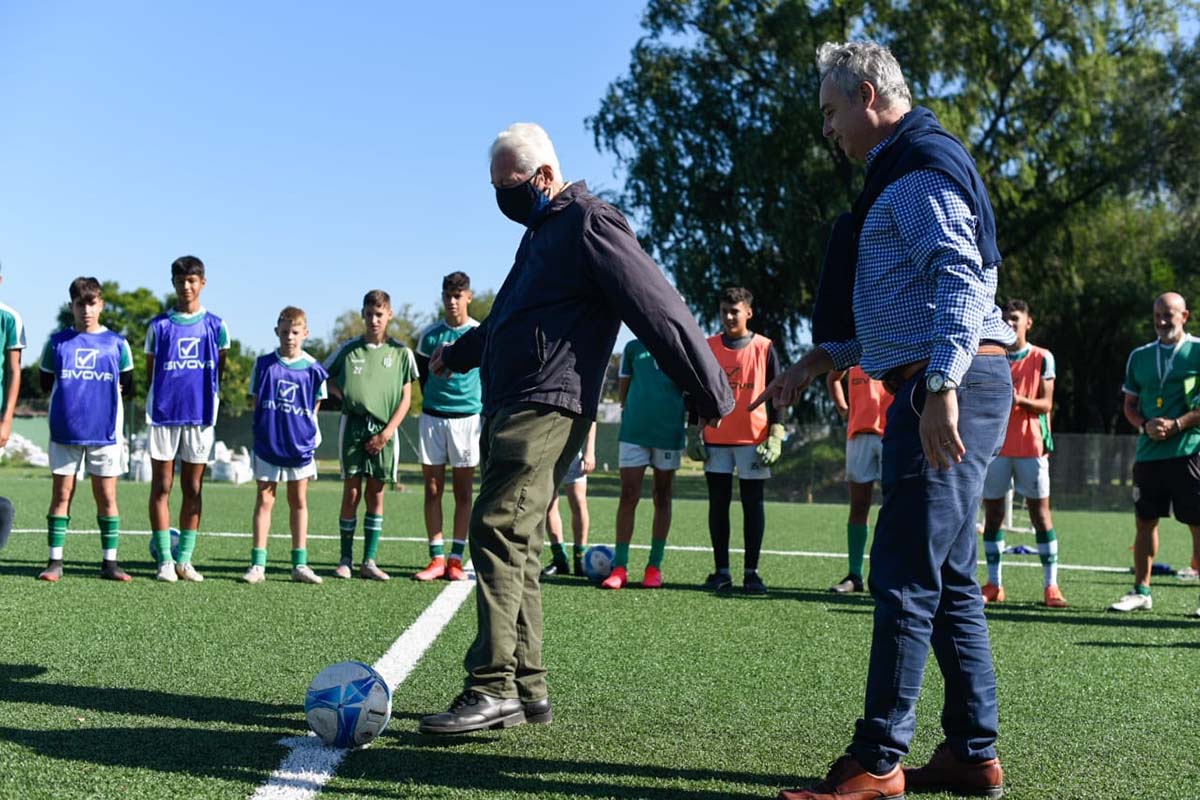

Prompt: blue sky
xmin=0 ymin=1 xmax=650 ymax=362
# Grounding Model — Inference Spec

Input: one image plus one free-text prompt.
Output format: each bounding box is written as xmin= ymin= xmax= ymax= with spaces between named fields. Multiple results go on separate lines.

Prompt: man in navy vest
xmin=755 ymin=41 xmax=1013 ymax=800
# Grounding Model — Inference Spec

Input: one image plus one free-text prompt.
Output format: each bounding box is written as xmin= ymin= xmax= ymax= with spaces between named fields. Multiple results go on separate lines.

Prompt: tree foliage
xmin=590 ymin=0 xmax=1200 ymax=430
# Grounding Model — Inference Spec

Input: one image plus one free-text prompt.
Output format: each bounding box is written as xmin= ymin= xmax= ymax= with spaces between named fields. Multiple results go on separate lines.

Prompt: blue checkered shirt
xmin=820 ymin=137 xmax=1014 ymax=384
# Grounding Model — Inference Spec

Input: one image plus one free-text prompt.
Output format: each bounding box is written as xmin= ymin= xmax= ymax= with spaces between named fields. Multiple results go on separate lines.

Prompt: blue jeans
xmin=848 ymin=354 xmax=1012 ymax=773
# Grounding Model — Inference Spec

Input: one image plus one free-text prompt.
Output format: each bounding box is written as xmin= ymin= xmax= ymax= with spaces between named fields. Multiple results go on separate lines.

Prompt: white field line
xmin=248 ymin=571 xmax=475 ymax=800
xmin=13 ymin=528 xmax=1131 ymax=573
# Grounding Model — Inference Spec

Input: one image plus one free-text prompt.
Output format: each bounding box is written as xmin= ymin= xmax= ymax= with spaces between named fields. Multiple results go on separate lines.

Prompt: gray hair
xmin=489 ymin=122 xmax=562 ymax=181
xmin=817 ymin=41 xmax=912 ymax=108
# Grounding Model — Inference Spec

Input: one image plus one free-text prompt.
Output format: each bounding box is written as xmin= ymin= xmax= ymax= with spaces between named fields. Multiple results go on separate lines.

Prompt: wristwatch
xmin=925 ymin=372 xmax=957 ymax=394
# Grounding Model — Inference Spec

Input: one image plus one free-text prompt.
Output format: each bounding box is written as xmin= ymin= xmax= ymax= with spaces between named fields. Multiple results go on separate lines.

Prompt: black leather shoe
xmin=522 ymin=697 xmax=552 ymax=725
xmin=418 ymin=690 xmax=525 ymax=734
xmin=541 ymin=558 xmax=570 ymax=577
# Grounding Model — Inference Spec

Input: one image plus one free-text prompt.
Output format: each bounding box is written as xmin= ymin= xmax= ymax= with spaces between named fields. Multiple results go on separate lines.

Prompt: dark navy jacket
xmin=443 ymin=182 xmax=734 ymax=422
xmin=812 ymin=107 xmax=1001 ymax=344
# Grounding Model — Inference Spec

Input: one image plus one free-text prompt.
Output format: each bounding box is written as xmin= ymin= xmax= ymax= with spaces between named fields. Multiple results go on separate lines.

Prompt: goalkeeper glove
xmin=756 ymin=423 xmax=786 ymax=466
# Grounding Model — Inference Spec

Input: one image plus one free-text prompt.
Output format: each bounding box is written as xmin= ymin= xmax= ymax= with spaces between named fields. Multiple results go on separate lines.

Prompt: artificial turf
xmin=0 ymin=467 xmax=1197 ymax=799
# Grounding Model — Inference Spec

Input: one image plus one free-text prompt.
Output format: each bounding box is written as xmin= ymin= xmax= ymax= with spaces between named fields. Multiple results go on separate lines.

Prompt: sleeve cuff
xmin=819 ymin=340 xmax=861 ymax=372
xmin=929 ymin=346 xmax=973 ymax=386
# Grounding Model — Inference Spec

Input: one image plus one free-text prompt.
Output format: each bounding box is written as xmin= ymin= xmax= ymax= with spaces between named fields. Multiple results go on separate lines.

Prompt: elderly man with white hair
xmin=418 ymin=123 xmax=733 ymax=735
xmin=755 ymin=42 xmax=1012 ymax=799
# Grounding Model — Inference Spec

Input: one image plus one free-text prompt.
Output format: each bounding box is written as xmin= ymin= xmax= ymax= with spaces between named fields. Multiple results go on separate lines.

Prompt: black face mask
xmin=495 ymin=173 xmax=550 ymax=226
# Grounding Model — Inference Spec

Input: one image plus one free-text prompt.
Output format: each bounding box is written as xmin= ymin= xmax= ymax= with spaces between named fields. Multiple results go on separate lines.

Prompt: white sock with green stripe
xmin=983 ymin=529 xmax=1004 ymax=585
xmin=1037 ymin=527 xmax=1059 ymax=586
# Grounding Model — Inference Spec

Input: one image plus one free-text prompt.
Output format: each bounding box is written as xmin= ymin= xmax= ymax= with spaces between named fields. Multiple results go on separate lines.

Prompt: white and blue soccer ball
xmin=582 ymin=544 xmax=615 ymax=581
xmin=148 ymin=527 xmax=181 ymax=562
xmin=304 ymin=661 xmax=392 ymax=748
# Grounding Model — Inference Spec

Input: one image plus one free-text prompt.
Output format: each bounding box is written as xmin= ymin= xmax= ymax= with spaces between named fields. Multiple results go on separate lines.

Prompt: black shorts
xmin=1132 ymin=453 xmax=1200 ymax=524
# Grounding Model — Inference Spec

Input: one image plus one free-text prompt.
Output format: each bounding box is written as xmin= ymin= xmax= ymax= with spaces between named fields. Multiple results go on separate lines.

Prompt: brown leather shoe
xmin=903 ymin=742 xmax=1003 ymax=797
xmin=778 ymin=754 xmax=905 ymax=800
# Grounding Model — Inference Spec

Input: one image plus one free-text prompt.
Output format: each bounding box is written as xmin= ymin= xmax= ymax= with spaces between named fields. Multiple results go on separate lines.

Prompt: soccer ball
xmin=148 ymin=528 xmax=181 ymax=562
xmin=582 ymin=545 xmax=615 ymax=581
xmin=304 ymin=661 xmax=392 ymax=748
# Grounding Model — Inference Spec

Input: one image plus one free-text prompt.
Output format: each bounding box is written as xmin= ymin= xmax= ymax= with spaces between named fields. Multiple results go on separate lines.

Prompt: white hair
xmin=817 ymin=41 xmax=912 ymax=108
xmin=489 ymin=122 xmax=562 ymax=181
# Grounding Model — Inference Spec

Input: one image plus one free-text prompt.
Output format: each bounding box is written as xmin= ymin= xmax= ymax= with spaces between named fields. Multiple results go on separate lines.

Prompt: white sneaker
xmin=156 ymin=562 xmax=179 ymax=583
xmin=175 ymin=562 xmax=205 ymax=582
xmin=1177 ymin=566 xmax=1199 ymax=581
xmin=1109 ymin=591 xmax=1152 ymax=612
xmin=333 ymin=558 xmax=353 ymax=579
xmin=241 ymin=565 xmax=266 ymax=584
xmin=291 ymin=565 xmax=323 ymax=584
xmin=359 ymin=559 xmax=390 ymax=581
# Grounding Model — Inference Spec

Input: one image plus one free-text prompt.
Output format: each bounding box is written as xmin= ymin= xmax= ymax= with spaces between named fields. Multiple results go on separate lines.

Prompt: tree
xmin=589 ymin=0 xmax=1200 ymax=430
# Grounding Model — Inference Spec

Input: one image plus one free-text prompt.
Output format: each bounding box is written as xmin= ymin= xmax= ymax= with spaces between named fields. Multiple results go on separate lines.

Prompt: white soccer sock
xmin=985 ymin=539 xmax=1004 ymax=585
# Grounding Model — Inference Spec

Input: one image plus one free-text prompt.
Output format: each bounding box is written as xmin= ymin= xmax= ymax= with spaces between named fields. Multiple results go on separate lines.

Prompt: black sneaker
xmin=701 ymin=572 xmax=733 ymax=592
xmin=572 ymin=555 xmax=585 ymax=577
xmin=829 ymin=573 xmax=864 ymax=593
xmin=742 ymin=572 xmax=768 ymax=595
xmin=541 ymin=557 xmax=570 ymax=577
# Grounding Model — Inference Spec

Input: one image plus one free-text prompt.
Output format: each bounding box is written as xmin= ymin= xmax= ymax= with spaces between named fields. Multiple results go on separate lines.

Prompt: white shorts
xmin=704 ymin=444 xmax=771 ymax=479
xmin=49 ymin=440 xmax=127 ymax=478
xmin=560 ymin=454 xmax=587 ymax=486
xmin=148 ymin=424 xmax=215 ymax=464
xmin=845 ymin=433 xmax=883 ymax=484
xmin=252 ymin=453 xmax=317 ymax=484
xmin=983 ymin=455 xmax=1050 ymax=500
xmin=618 ymin=441 xmax=682 ymax=471
xmin=419 ymin=414 xmax=481 ymax=468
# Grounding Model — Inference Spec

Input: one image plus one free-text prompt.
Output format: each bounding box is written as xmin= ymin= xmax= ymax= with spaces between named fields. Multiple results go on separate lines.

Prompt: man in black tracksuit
xmin=419 ymin=123 xmax=733 ymax=735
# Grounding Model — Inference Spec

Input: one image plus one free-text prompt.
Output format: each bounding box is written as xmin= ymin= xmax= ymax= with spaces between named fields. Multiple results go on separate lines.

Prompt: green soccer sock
xmin=47 ymin=515 xmax=69 ymax=560
xmin=177 ymin=529 xmax=198 ymax=564
xmin=550 ymin=541 xmax=566 ymax=560
xmin=363 ymin=514 xmax=383 ymax=562
xmin=614 ymin=541 xmax=630 ymax=569
xmin=291 ymin=548 xmax=307 ymax=568
xmin=152 ymin=530 xmax=172 ymax=565
xmin=339 ymin=517 xmax=356 ymax=561
xmin=572 ymin=544 xmax=584 ymax=561
xmin=1136 ymin=583 xmax=1152 ymax=596
xmin=847 ymin=523 xmax=869 ymax=578
xmin=983 ymin=528 xmax=1004 ymax=585
xmin=429 ymin=538 xmax=445 ymax=560
xmin=648 ymin=538 xmax=667 ymax=569
xmin=1036 ymin=527 xmax=1059 ymax=586
xmin=449 ymin=538 xmax=466 ymax=562
xmin=98 ymin=516 xmax=120 ymax=560
xmin=251 ymin=547 xmax=268 ymax=567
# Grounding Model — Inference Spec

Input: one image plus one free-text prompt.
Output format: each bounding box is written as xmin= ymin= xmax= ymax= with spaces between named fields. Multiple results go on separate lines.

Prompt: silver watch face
xmin=926 ymin=372 xmax=946 ymax=393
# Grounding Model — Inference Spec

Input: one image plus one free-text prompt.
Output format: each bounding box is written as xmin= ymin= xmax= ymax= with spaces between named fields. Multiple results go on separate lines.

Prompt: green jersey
xmin=1124 ymin=335 xmax=1200 ymax=461
xmin=618 ymin=339 xmax=686 ymax=450
xmin=0 ymin=301 xmax=27 ymax=415
xmin=324 ymin=337 xmax=416 ymax=424
xmin=415 ymin=318 xmax=482 ymax=415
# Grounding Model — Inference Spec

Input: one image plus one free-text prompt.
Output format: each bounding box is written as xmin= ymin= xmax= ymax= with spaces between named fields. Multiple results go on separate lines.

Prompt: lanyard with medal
xmin=1156 ymin=336 xmax=1186 ymax=409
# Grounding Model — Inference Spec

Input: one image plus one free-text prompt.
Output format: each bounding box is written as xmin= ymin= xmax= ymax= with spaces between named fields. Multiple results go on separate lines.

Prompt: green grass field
xmin=0 ymin=467 xmax=1197 ymax=800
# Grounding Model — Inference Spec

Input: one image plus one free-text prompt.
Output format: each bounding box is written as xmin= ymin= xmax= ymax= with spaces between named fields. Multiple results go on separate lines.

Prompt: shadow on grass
xmin=0 ymin=663 xmax=303 ymax=730
xmin=1076 ymin=640 xmax=1200 ymax=649
xmin=332 ymin=731 xmax=811 ymax=800
xmin=0 ymin=723 xmax=285 ymax=785
xmin=981 ymin=608 xmax=1200 ymax=630
xmin=0 ymin=664 xmax=808 ymax=798
xmin=544 ymin=575 xmax=876 ymax=609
